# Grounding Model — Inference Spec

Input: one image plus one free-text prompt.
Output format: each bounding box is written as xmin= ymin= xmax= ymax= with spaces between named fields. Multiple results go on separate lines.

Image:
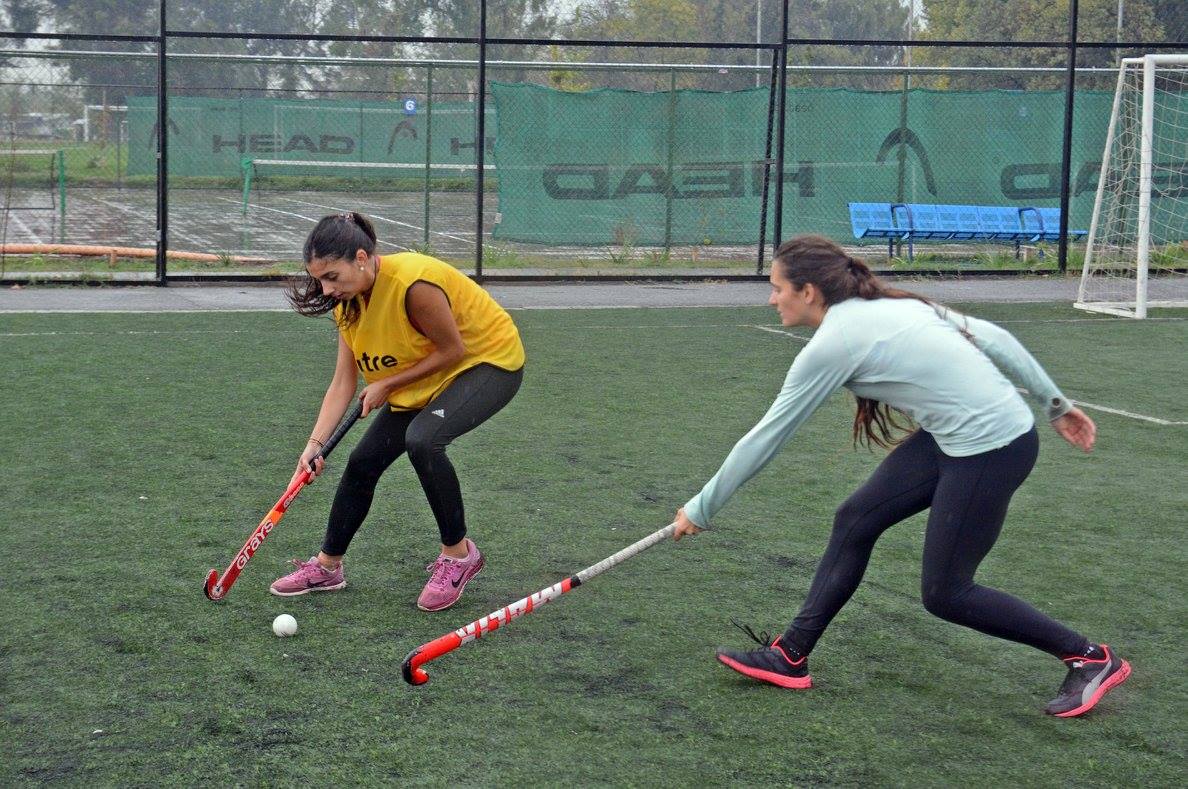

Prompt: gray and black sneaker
xmin=715 ymin=621 xmax=812 ymax=690
xmin=1045 ymin=644 xmax=1131 ymax=717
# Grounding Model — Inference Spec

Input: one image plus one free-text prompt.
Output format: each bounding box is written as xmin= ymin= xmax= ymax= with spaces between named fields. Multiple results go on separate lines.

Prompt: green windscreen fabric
xmin=492 ymin=83 xmax=773 ymax=246
xmin=127 ymin=95 xmax=490 ymax=178
xmin=490 ymin=82 xmax=1143 ymax=246
xmin=129 ymin=87 xmax=1186 ymax=247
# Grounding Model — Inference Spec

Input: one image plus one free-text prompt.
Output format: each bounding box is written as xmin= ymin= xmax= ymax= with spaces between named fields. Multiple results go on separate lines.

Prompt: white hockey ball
xmin=272 ymin=614 xmax=298 ymax=637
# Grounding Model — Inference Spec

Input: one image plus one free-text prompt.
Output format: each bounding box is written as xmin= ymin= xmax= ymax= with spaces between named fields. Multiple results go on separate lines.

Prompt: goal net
xmin=239 ymin=158 xmax=493 ymax=215
xmin=0 ymin=148 xmax=65 ymax=213
xmin=1077 ymin=54 xmax=1188 ymax=318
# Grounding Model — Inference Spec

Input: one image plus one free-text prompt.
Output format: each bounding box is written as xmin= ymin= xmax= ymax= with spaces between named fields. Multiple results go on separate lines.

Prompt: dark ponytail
xmin=773 ymin=234 xmax=931 ymax=450
xmin=286 ymin=212 xmax=379 ymax=327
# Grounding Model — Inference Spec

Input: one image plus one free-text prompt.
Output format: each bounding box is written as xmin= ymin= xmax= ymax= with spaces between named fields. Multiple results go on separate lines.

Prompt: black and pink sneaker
xmin=1045 ymin=644 xmax=1131 ymax=717
xmin=715 ymin=622 xmax=812 ymax=690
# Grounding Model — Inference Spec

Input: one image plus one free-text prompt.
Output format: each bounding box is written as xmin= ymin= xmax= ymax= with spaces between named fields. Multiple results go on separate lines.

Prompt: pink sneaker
xmin=269 ymin=557 xmax=346 ymax=597
xmin=417 ymin=538 xmax=484 ymax=611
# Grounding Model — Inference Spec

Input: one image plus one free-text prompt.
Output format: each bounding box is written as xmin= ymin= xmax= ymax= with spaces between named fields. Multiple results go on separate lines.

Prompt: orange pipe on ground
xmin=0 ymin=243 xmax=271 ymax=263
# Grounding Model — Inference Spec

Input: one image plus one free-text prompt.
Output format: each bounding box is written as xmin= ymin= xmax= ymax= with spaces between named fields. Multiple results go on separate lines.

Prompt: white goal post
xmin=1076 ymin=54 xmax=1188 ymax=318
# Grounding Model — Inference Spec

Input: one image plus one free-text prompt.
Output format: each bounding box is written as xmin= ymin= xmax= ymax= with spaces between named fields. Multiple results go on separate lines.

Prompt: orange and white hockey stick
xmin=203 ymin=401 xmax=363 ymax=601
xmin=402 ymin=522 xmax=677 ymax=685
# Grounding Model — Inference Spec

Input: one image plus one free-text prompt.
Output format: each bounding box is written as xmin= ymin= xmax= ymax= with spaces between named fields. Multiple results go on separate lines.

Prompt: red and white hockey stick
xmin=402 ymin=522 xmax=677 ymax=685
xmin=203 ymin=400 xmax=363 ymax=601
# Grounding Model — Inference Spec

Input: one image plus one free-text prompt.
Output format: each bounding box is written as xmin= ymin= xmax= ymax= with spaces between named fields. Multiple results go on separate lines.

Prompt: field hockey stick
xmin=203 ymin=400 xmax=364 ymax=601
xmin=402 ymin=521 xmax=677 ymax=685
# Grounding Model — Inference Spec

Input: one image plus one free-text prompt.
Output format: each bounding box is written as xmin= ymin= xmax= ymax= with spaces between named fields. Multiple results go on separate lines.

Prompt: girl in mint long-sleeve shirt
xmin=673 ymin=235 xmax=1130 ymax=719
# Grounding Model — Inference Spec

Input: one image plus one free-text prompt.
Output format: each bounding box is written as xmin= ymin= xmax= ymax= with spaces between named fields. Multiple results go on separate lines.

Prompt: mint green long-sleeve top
xmin=683 ymin=297 xmax=1073 ymax=529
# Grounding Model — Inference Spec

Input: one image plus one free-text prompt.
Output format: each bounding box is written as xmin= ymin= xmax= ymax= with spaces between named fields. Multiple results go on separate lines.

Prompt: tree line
xmin=0 ymin=0 xmax=1182 ymax=103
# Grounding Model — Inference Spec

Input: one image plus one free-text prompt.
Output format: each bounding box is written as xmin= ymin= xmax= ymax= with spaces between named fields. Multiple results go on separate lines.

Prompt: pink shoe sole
xmin=717 ymin=653 xmax=813 ymax=689
xmin=417 ymin=556 xmax=484 ymax=612
xmin=1051 ymin=660 xmax=1132 ymax=718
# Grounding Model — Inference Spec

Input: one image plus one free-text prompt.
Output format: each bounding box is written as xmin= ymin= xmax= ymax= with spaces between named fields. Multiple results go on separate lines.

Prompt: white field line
xmin=0 ymin=319 xmax=318 ymax=333
xmin=271 ymin=194 xmax=475 ymax=247
xmin=745 ymin=325 xmax=1186 ymax=427
xmin=1072 ymin=400 xmax=1188 ymax=426
xmin=211 ymin=195 xmax=319 ymax=224
xmin=86 ymin=195 xmax=208 ymax=247
xmin=211 ymin=196 xmax=410 ymax=253
xmin=6 ymin=211 xmax=41 ymax=244
xmin=268 ymin=198 xmax=421 ymax=249
xmin=270 ymin=197 xmax=416 ymax=248
xmin=746 ymin=324 xmax=814 ymax=342
xmin=6 ymin=323 xmax=1183 ymax=427
xmin=35 ymin=305 xmax=720 ymax=315
xmin=511 ymin=304 xmax=763 ymax=311
xmin=1013 ymin=387 xmax=1188 ymax=426
xmin=0 ymin=320 xmax=760 ymax=334
xmin=737 ymin=319 xmax=1188 ymax=336
xmin=1 ymin=310 xmax=1182 ymax=329
xmin=520 ymin=307 xmax=1185 ymax=322
xmin=4 ymin=314 xmax=1184 ymax=425
xmin=994 ymin=316 xmax=1187 ymax=324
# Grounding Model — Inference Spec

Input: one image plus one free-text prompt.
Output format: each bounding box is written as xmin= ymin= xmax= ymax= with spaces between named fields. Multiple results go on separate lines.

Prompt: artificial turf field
xmin=2 ymin=302 xmax=1185 ymax=786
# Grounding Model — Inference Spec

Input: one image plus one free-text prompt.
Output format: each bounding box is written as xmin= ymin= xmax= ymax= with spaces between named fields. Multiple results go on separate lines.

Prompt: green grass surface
xmin=1 ymin=303 xmax=1185 ymax=785
xmin=0 ymin=255 xmax=291 ymax=279
xmin=0 ymin=142 xmax=129 ymax=188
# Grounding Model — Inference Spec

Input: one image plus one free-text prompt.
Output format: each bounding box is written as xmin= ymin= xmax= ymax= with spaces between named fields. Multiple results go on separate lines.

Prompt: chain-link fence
xmin=0 ymin=4 xmax=1183 ymax=282
xmin=0 ymin=44 xmax=156 ymax=281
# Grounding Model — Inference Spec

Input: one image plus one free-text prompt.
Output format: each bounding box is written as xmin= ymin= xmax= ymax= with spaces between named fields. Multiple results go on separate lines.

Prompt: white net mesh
xmin=1077 ymin=55 xmax=1188 ymax=318
xmin=0 ymin=148 xmax=62 ymax=211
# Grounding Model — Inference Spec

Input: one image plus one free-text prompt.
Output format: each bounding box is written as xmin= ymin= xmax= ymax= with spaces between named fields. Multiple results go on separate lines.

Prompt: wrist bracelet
xmin=308 ymin=437 xmax=325 ymax=448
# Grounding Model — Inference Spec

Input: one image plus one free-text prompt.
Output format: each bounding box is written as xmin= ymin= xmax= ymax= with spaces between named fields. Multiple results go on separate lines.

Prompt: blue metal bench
xmin=848 ymin=202 xmax=1087 ymax=261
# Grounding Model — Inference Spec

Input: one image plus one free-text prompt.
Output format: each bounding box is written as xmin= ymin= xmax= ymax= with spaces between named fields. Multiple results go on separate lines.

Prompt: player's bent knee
xmin=405 ymin=434 xmax=447 ymax=468
xmin=342 ymin=451 xmax=383 ymax=488
xmin=920 ymin=584 xmax=970 ymax=622
xmin=832 ymin=499 xmax=865 ymax=532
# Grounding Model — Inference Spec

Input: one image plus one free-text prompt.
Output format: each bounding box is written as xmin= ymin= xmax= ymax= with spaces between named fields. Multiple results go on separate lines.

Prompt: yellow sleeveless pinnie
xmin=336 ymin=253 xmax=524 ymax=410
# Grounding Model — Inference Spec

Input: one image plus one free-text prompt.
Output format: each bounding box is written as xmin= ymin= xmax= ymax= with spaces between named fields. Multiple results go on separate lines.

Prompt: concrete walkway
xmin=0 ymin=276 xmax=1082 ymax=313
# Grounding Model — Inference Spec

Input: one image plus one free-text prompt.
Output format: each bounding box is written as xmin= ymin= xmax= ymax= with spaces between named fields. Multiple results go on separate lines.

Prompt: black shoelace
xmin=730 ymin=618 xmax=773 ymax=648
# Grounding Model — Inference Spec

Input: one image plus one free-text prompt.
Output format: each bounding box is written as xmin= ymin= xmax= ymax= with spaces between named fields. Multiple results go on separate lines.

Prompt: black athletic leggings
xmin=322 ymin=363 xmax=523 ymax=555
xmin=783 ymin=427 xmax=1090 ymax=659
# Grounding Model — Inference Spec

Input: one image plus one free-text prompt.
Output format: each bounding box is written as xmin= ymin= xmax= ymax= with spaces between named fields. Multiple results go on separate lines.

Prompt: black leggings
xmin=322 ymin=364 xmax=523 ymax=555
xmin=783 ymin=427 xmax=1089 ymax=659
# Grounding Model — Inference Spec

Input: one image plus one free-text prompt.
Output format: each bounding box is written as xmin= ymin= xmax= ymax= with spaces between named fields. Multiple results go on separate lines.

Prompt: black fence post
xmin=895 ymin=62 xmax=910 ymax=259
xmin=1057 ymin=0 xmax=1079 ymax=274
xmin=664 ymin=67 xmax=676 ymax=252
xmin=772 ymin=0 xmax=790 ymax=249
xmin=757 ymin=55 xmax=779 ymax=274
xmin=155 ymin=0 xmax=168 ymax=285
xmin=474 ymin=0 xmax=488 ymax=280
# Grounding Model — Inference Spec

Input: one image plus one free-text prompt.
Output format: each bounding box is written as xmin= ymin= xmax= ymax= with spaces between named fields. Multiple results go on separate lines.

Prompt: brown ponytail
xmin=773 ymin=234 xmax=931 ymax=450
